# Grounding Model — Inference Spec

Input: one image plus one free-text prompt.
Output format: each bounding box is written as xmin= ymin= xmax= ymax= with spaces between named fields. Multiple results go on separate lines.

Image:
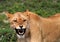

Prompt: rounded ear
xmin=24 ymin=9 xmax=30 ymax=16
xmin=5 ymin=12 xmax=13 ymax=18
xmin=26 ymin=9 xmax=29 ymax=12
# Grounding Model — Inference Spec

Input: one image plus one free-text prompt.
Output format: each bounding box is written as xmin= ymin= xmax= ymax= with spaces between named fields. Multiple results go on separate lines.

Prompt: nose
xmin=19 ymin=25 xmax=23 ymax=28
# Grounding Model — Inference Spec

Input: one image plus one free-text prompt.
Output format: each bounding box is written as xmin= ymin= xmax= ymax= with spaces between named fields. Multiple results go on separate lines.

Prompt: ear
xmin=5 ymin=12 xmax=13 ymax=18
xmin=24 ymin=10 xmax=30 ymax=20
xmin=26 ymin=9 xmax=29 ymax=12
xmin=24 ymin=9 xmax=30 ymax=16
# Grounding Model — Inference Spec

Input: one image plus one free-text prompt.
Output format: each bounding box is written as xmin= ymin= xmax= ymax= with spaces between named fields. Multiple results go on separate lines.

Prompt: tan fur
xmin=23 ymin=11 xmax=60 ymax=42
xmin=5 ymin=11 xmax=60 ymax=42
xmin=48 ymin=13 xmax=60 ymax=19
xmin=5 ymin=12 xmax=30 ymax=42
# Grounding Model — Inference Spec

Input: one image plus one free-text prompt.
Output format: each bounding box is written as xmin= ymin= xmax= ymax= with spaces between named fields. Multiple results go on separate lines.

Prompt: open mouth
xmin=15 ymin=28 xmax=26 ymax=35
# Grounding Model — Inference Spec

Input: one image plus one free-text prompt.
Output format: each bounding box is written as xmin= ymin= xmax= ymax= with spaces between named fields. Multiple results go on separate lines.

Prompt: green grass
xmin=0 ymin=0 xmax=60 ymax=42
xmin=0 ymin=18 xmax=17 ymax=42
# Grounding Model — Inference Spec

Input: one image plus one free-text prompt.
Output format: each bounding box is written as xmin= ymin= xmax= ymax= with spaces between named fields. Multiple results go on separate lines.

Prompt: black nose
xmin=19 ymin=25 xmax=23 ymax=28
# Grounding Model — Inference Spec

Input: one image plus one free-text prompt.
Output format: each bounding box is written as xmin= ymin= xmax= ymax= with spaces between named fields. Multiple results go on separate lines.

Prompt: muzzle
xmin=15 ymin=28 xmax=26 ymax=35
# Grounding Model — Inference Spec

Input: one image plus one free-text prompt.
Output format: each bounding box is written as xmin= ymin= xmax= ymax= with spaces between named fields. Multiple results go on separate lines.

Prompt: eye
xmin=13 ymin=20 xmax=17 ymax=22
xmin=23 ymin=20 xmax=26 ymax=22
xmin=8 ymin=17 xmax=10 ymax=19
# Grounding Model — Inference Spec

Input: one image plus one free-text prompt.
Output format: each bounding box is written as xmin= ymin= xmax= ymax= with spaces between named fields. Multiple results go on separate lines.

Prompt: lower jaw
xmin=17 ymin=34 xmax=25 ymax=38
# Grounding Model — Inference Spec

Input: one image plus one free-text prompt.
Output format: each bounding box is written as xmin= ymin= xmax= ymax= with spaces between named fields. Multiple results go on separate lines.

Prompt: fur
xmin=5 ymin=10 xmax=60 ymax=42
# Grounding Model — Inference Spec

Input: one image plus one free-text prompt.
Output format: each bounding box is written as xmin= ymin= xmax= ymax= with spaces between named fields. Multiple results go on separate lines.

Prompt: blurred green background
xmin=0 ymin=0 xmax=60 ymax=42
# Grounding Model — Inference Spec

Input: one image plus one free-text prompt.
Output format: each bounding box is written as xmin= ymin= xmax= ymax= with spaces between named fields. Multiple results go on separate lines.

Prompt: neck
xmin=17 ymin=34 xmax=30 ymax=42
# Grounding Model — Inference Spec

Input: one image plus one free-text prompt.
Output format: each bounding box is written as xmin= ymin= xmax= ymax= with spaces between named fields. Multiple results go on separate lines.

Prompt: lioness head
xmin=5 ymin=11 xmax=30 ymax=38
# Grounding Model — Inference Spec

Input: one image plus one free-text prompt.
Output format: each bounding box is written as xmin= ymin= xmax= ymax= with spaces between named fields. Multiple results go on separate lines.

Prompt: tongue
xmin=19 ymin=29 xmax=23 ymax=33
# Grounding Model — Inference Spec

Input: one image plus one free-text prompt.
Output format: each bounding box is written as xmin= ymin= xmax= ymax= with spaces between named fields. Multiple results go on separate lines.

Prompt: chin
xmin=17 ymin=34 xmax=25 ymax=39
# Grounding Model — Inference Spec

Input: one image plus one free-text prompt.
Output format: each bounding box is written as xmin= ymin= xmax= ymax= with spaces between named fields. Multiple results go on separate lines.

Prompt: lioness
xmin=5 ymin=12 xmax=31 ymax=42
xmin=6 ymin=10 xmax=60 ymax=42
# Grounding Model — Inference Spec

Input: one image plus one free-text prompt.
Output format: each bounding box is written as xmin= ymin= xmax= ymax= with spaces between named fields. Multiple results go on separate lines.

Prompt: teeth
xmin=19 ymin=32 xmax=24 ymax=34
